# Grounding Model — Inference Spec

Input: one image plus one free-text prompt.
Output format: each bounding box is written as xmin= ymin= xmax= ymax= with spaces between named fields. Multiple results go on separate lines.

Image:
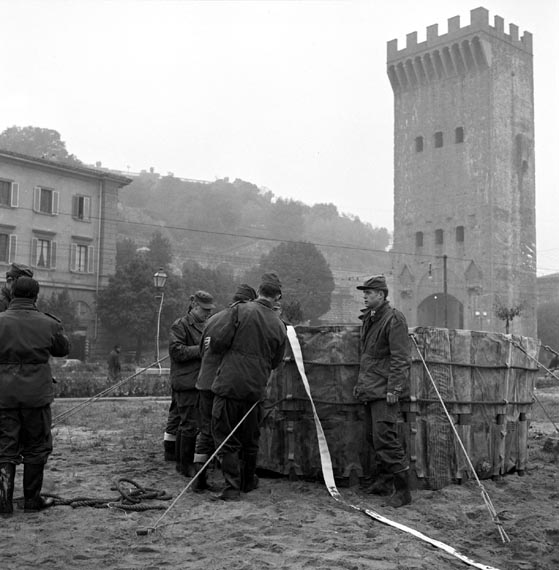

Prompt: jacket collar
xmin=359 ymin=300 xmax=390 ymax=322
xmin=8 ymin=298 xmax=38 ymax=311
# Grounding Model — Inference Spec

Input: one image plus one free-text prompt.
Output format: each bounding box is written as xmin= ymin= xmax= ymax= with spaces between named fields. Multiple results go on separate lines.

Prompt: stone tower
xmin=388 ymin=7 xmax=536 ymax=337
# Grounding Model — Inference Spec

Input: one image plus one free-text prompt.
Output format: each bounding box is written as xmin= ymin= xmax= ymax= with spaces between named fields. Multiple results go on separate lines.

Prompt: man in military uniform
xmin=353 ymin=275 xmax=412 ymax=508
xmin=0 ymin=277 xmax=70 ymax=515
xmin=0 ymin=263 xmax=34 ymax=312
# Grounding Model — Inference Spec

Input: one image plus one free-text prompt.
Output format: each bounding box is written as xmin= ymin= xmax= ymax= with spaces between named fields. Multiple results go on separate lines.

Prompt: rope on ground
xmin=286 ymin=325 xmax=504 ymax=570
xmin=52 ymin=356 xmax=170 ymax=427
xmin=136 ymin=399 xmax=260 ymax=536
xmin=410 ymin=333 xmax=510 ymax=544
xmin=506 ymin=338 xmax=559 ymax=434
xmin=37 ymin=478 xmax=172 ymax=510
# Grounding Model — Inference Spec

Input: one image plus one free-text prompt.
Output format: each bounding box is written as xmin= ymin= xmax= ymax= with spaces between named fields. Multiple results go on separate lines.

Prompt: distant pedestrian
xmin=192 ymin=284 xmax=257 ymax=492
xmin=0 ymin=263 xmax=34 ymax=313
xmin=353 ymin=275 xmax=412 ymax=508
xmin=209 ymin=272 xmax=287 ymax=501
xmin=107 ymin=344 xmax=122 ymax=382
xmin=0 ymin=277 xmax=70 ymax=515
xmin=168 ymin=290 xmax=215 ymax=477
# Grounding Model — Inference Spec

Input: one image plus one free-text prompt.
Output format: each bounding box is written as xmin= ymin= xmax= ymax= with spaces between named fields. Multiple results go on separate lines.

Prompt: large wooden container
xmin=258 ymin=325 xmax=539 ymax=489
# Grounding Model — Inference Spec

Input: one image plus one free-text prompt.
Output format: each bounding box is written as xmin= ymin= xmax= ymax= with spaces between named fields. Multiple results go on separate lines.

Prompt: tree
xmin=494 ymin=302 xmax=523 ymax=334
xmin=116 ymin=237 xmax=137 ymax=268
xmin=147 ymin=230 xmax=173 ymax=268
xmin=244 ymin=241 xmax=335 ymax=324
xmin=0 ymin=126 xmax=82 ymax=165
xmin=37 ymin=289 xmax=79 ymax=335
xmin=537 ymin=302 xmax=559 ymax=364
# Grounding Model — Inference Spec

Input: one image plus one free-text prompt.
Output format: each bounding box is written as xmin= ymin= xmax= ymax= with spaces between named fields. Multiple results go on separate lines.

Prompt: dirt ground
xmin=1 ymin=392 xmax=558 ymax=570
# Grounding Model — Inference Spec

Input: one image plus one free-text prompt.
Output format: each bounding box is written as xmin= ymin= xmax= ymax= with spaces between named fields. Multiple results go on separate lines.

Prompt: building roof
xmin=0 ymin=148 xmax=132 ymax=186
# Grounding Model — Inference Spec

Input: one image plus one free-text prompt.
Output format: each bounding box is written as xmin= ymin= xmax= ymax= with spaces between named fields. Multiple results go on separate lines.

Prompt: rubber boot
xmin=179 ymin=435 xmax=197 ymax=478
xmin=174 ymin=432 xmax=182 ymax=474
xmin=363 ymin=472 xmax=393 ymax=496
xmin=163 ymin=435 xmax=176 ymax=462
xmin=241 ymin=453 xmax=259 ymax=493
xmin=383 ymin=470 xmax=411 ymax=508
xmin=213 ymin=452 xmax=241 ymax=501
xmin=0 ymin=463 xmax=16 ymax=515
xmin=23 ymin=463 xmax=54 ymax=512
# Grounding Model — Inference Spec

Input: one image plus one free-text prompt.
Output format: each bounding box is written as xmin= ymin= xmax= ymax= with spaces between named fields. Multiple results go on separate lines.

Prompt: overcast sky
xmin=2 ymin=0 xmax=558 ymax=274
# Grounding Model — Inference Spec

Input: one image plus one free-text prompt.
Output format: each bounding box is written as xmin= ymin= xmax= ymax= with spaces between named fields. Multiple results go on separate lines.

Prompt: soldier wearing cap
xmin=0 ymin=277 xmax=70 ymax=515
xmin=208 ymin=272 xmax=287 ymax=501
xmin=353 ymin=275 xmax=412 ymax=508
xmin=191 ymin=283 xmax=257 ymax=492
xmin=0 ymin=263 xmax=34 ymax=312
xmin=167 ymin=290 xmax=216 ymax=478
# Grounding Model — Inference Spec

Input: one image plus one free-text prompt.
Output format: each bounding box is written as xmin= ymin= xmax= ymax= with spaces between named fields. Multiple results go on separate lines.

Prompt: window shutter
xmin=8 ymin=234 xmax=17 ymax=262
xmin=72 ymin=195 xmax=78 ymax=218
xmin=10 ymin=183 xmax=19 ymax=207
xmin=70 ymin=243 xmax=77 ymax=271
xmin=34 ymin=187 xmax=41 ymax=212
xmin=52 ymin=191 xmax=59 ymax=215
xmin=31 ymin=237 xmax=38 ymax=265
xmin=87 ymin=245 xmax=94 ymax=273
xmin=50 ymin=241 xmax=57 ymax=268
xmin=84 ymin=197 xmax=91 ymax=221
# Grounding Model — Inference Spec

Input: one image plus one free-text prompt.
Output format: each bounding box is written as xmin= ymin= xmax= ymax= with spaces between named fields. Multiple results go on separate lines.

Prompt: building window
xmin=456 ymin=225 xmax=465 ymax=242
xmin=72 ymin=195 xmax=91 ymax=221
xmin=0 ymin=233 xmax=16 ymax=263
xmin=0 ymin=179 xmax=19 ymax=208
xmin=34 ymin=186 xmax=59 ymax=215
xmin=435 ymin=229 xmax=444 ymax=244
xmin=434 ymin=131 xmax=443 ymax=148
xmin=455 ymin=127 xmax=464 ymax=143
xmin=415 ymin=136 xmax=424 ymax=152
xmin=71 ymin=243 xmax=94 ymax=273
xmin=415 ymin=231 xmax=424 ymax=247
xmin=32 ymin=237 xmax=57 ymax=269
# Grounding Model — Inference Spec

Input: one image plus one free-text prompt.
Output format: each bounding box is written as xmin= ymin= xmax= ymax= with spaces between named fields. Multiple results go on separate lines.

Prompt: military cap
xmin=6 ymin=262 xmax=34 ymax=280
xmin=12 ymin=276 xmax=40 ymax=298
xmin=193 ymin=290 xmax=216 ymax=310
xmin=356 ymin=275 xmax=388 ymax=291
xmin=233 ymin=283 xmax=257 ymax=302
xmin=260 ymin=271 xmax=282 ymax=292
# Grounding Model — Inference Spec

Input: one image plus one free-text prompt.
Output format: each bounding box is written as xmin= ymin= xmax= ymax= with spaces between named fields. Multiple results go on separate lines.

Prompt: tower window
xmin=434 ymin=132 xmax=443 ymax=148
xmin=435 ymin=229 xmax=444 ymax=244
xmin=456 ymin=225 xmax=465 ymax=242
xmin=415 ymin=136 xmax=424 ymax=152
xmin=415 ymin=231 xmax=424 ymax=247
xmin=455 ymin=127 xmax=464 ymax=143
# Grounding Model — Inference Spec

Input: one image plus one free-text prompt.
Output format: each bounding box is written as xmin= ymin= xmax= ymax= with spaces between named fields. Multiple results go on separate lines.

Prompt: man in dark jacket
xmin=209 ymin=272 xmax=287 ymax=501
xmin=168 ymin=290 xmax=215 ymax=477
xmin=0 ymin=277 xmax=70 ymax=515
xmin=0 ymin=262 xmax=34 ymax=312
xmin=353 ymin=275 xmax=412 ymax=508
xmin=192 ymin=284 xmax=257 ymax=492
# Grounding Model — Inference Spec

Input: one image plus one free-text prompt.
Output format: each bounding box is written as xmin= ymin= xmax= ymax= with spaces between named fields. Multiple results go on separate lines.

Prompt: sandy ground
xmin=1 ymin=397 xmax=558 ymax=570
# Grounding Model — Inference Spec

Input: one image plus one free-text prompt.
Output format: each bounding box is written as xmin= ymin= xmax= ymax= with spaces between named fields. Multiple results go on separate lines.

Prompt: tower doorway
xmin=418 ymin=294 xmax=464 ymax=329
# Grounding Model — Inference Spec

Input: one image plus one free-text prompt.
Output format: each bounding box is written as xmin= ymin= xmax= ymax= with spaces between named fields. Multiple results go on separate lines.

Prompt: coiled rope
xmin=52 ymin=356 xmax=170 ymax=426
xmin=27 ymin=478 xmax=172 ymax=510
xmin=409 ymin=333 xmax=510 ymax=544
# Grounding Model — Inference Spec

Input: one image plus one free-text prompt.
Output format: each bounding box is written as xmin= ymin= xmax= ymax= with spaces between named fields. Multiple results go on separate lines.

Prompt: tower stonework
xmin=388 ymin=6 xmax=536 ymax=337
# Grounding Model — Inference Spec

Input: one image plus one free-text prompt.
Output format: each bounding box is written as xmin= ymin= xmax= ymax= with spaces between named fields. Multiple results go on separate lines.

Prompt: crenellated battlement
xmin=387 ymin=6 xmax=532 ymax=63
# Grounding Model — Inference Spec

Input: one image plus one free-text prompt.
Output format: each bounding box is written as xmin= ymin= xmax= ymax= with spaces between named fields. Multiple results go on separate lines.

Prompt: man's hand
xmin=386 ymin=392 xmax=399 ymax=405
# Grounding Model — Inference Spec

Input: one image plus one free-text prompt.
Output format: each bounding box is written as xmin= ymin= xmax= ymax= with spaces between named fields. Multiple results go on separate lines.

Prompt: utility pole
xmin=443 ymin=254 xmax=448 ymax=329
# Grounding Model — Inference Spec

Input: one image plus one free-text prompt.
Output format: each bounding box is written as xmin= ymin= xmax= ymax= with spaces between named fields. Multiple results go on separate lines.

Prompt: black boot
xmin=163 ymin=439 xmax=176 ymax=462
xmin=213 ymin=452 xmax=241 ymax=501
xmin=241 ymin=453 xmax=259 ymax=493
xmin=0 ymin=463 xmax=16 ymax=515
xmin=363 ymin=472 xmax=393 ymax=496
xmin=174 ymin=432 xmax=182 ymax=474
xmin=178 ymin=435 xmax=197 ymax=478
xmin=23 ymin=463 xmax=54 ymax=512
xmin=383 ymin=470 xmax=411 ymax=508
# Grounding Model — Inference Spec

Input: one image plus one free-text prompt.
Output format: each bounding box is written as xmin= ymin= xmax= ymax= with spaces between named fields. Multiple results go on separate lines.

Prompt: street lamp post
xmin=153 ymin=267 xmax=168 ymax=371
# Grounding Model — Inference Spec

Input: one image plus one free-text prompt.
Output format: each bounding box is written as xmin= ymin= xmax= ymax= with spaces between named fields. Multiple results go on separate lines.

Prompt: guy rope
xmin=286 ymin=326 xmax=504 ymax=570
xmin=52 ymin=356 xmax=170 ymax=426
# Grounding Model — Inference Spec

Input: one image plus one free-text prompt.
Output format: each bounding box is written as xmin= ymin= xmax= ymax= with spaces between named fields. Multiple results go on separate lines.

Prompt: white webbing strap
xmin=286 ymin=325 xmax=502 ymax=570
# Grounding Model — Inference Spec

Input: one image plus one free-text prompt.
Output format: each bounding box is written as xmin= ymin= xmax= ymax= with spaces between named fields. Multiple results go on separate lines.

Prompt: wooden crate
xmin=258 ymin=325 xmax=539 ymax=489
